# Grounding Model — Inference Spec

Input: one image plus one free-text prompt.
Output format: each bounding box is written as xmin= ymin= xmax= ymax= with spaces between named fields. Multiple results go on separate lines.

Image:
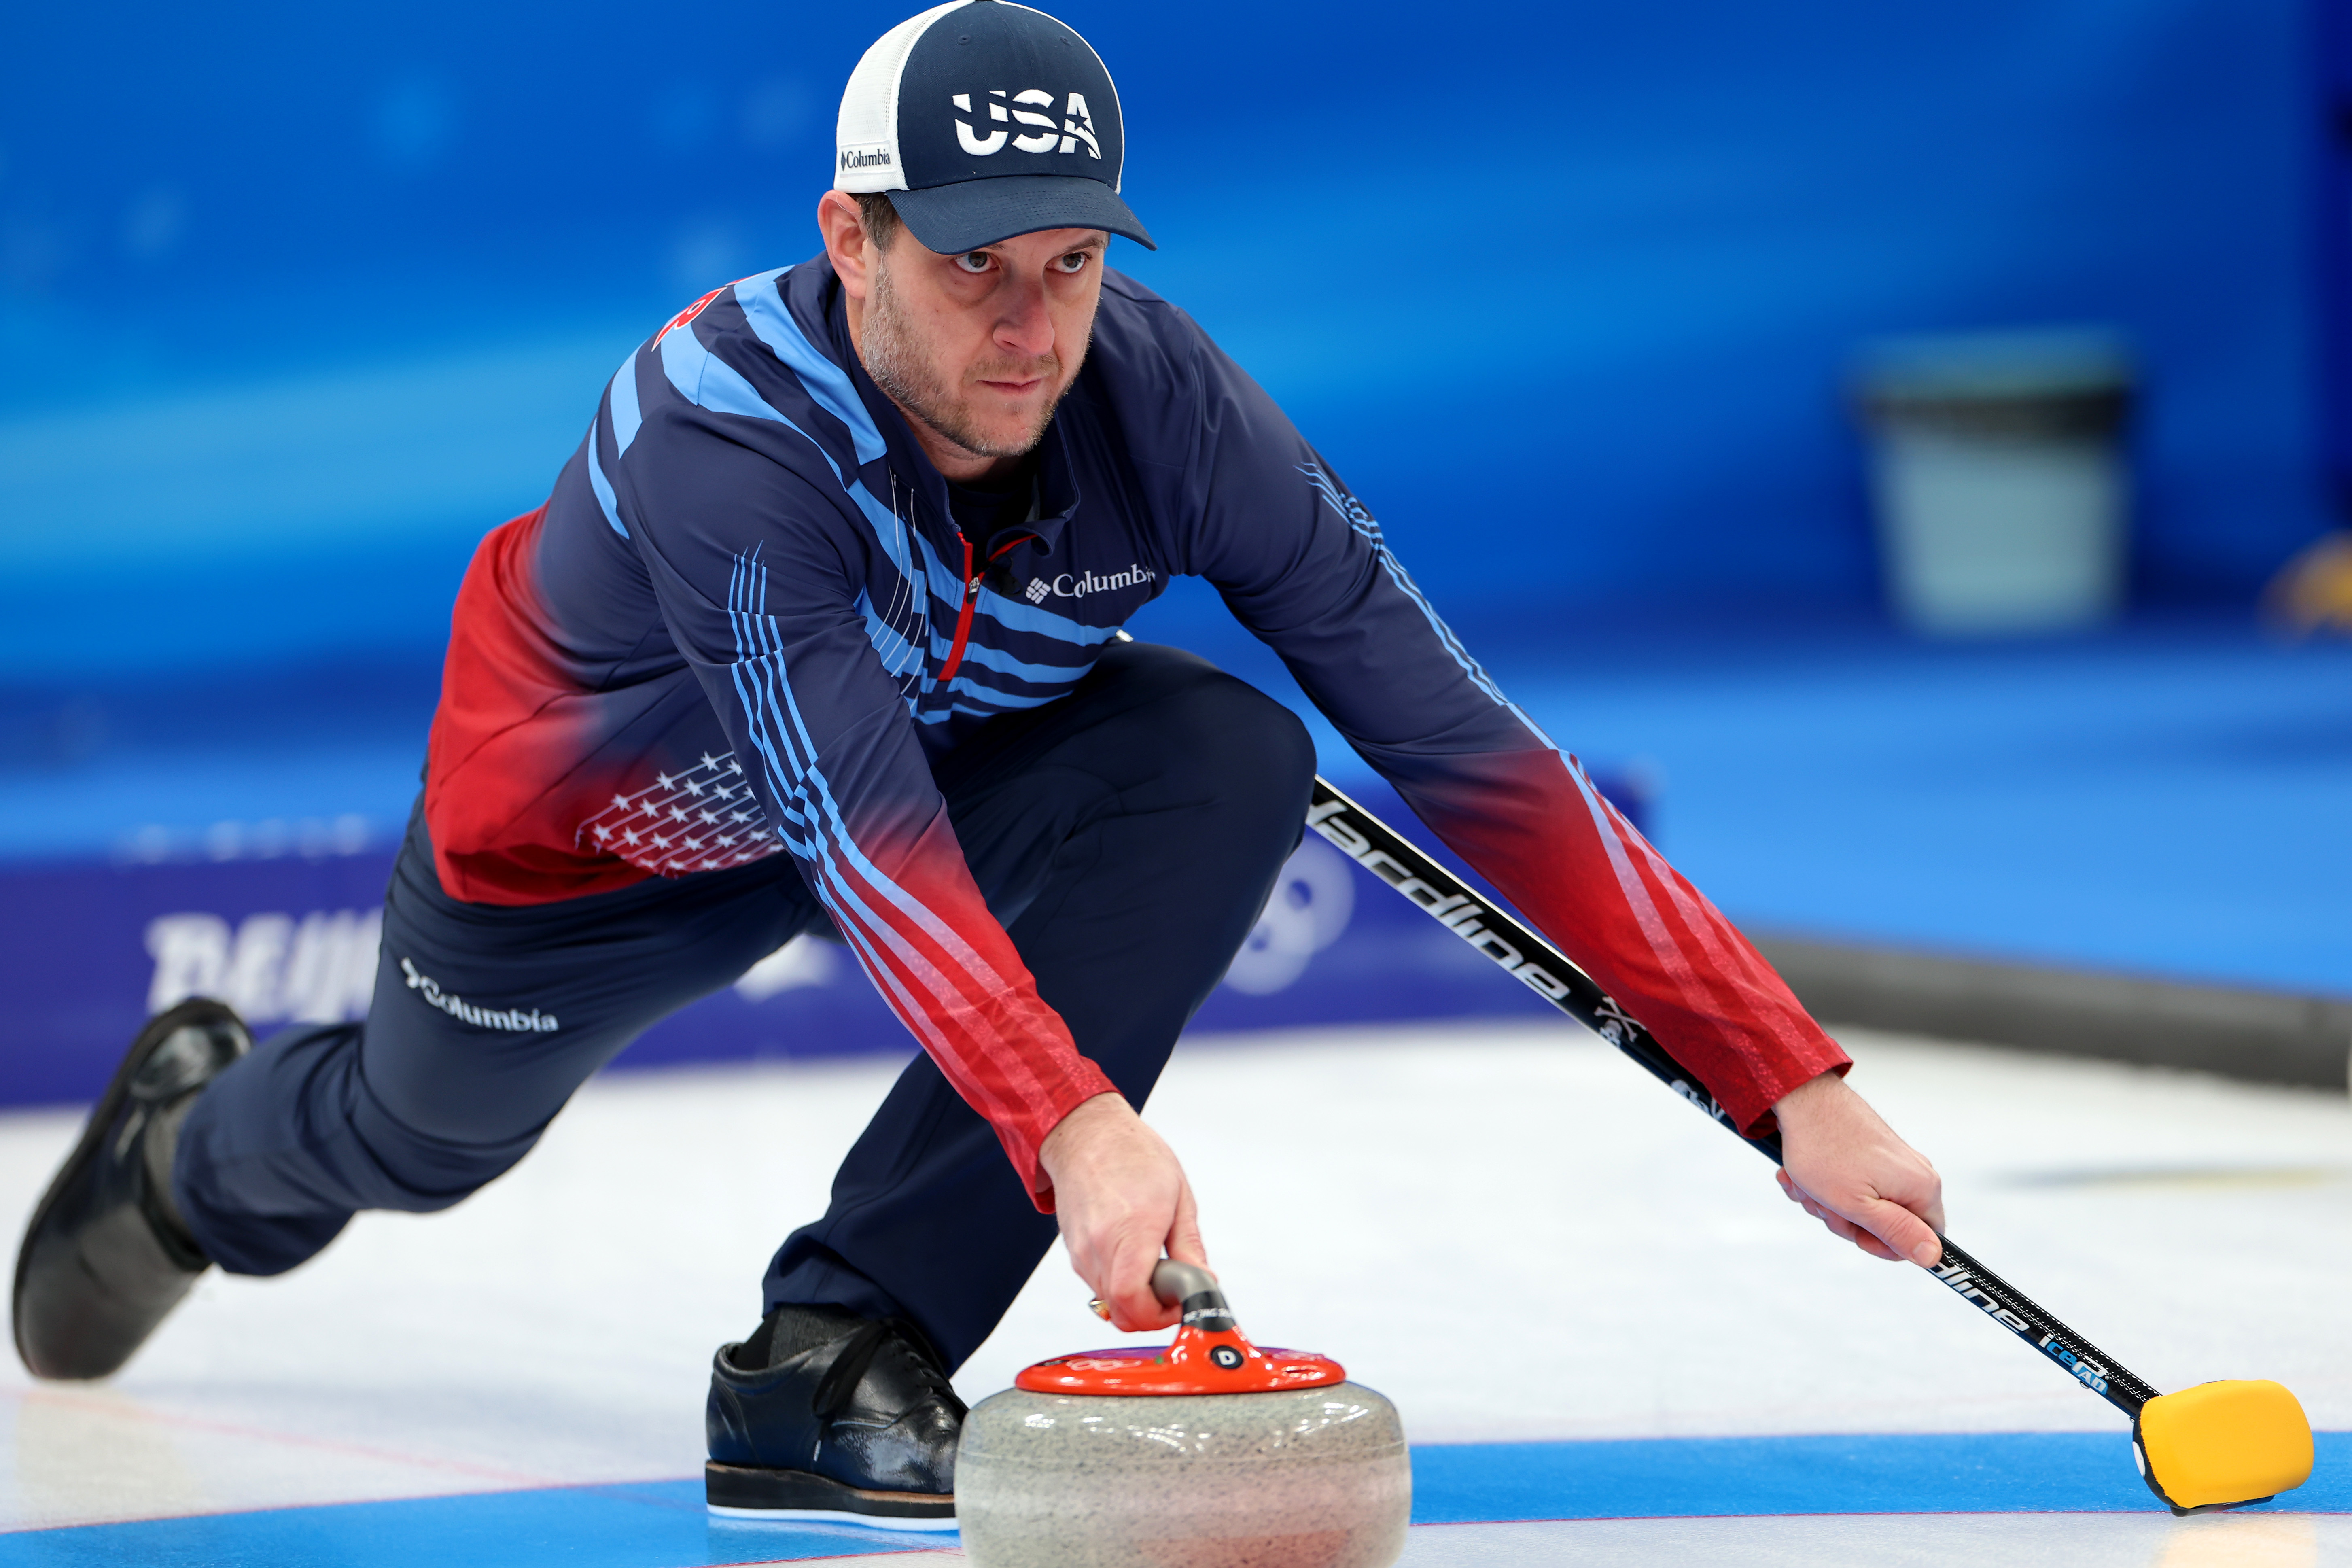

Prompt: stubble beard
xmin=860 ymin=254 xmax=1070 ymax=461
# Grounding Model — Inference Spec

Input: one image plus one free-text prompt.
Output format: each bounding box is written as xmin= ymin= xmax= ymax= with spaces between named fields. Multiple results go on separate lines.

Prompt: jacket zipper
xmin=939 ymin=530 xmax=1038 ymax=686
xmin=941 ymin=533 xmax=980 ymax=683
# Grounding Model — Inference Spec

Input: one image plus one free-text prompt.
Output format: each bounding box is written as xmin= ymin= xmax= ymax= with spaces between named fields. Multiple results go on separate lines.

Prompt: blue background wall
xmin=5 ymin=0 xmax=2348 ymax=1067
xmin=0 ymin=0 xmax=2329 ymax=682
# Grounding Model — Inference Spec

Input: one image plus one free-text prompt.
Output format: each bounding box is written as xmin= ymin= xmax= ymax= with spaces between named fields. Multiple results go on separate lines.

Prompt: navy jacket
xmin=423 ymin=257 xmax=1845 ymax=1201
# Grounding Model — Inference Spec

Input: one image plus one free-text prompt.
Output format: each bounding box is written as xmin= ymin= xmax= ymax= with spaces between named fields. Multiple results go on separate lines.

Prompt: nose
xmin=993 ymin=272 xmax=1055 ymax=362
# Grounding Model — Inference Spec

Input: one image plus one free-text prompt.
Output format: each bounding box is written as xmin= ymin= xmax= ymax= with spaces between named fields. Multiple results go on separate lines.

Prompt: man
xmin=14 ymin=0 xmax=1943 ymax=1532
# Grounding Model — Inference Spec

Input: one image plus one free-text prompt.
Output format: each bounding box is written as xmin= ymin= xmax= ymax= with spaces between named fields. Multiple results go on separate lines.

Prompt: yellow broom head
xmin=2135 ymin=1380 xmax=2313 ymax=1513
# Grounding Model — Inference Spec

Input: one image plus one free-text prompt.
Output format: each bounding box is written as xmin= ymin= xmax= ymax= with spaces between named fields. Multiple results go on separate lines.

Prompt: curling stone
xmin=955 ymin=1261 xmax=1408 ymax=1568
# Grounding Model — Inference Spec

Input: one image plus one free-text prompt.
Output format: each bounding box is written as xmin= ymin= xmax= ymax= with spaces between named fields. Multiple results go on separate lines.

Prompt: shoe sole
xmin=704 ymin=1462 xmax=956 ymax=1531
xmin=10 ymin=999 xmax=241 ymax=1377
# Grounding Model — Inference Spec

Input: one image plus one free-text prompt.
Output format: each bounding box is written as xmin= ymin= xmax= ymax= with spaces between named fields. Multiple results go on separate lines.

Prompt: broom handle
xmin=1304 ymin=776 xmax=2159 ymax=1418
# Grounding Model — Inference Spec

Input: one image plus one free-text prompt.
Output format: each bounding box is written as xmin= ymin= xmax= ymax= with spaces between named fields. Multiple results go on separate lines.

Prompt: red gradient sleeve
xmin=627 ymin=420 xmax=1117 ymax=1207
xmin=1394 ymin=749 xmax=1849 ymax=1133
xmin=800 ymin=796 xmax=1119 ymax=1203
xmin=1159 ymin=325 xmax=1849 ymax=1132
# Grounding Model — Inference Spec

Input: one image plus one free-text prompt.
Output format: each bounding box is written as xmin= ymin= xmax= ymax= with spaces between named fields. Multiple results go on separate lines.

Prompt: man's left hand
xmin=1771 ymin=1069 xmax=1945 ymax=1266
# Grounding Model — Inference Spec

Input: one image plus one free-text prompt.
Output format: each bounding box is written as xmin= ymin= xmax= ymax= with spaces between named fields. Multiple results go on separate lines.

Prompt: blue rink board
xmin=7 ymin=1434 xmax=2346 ymax=1566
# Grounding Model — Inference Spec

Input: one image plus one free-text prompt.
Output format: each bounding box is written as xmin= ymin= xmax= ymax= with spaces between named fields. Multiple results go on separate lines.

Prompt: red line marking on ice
xmin=0 ymin=1466 xmax=711 ymax=1538
xmin=0 ymin=1384 xmax=687 ymax=1532
xmin=681 ymin=1554 xmax=962 ymax=1565
xmin=1406 ymin=1509 xmax=2352 ymax=1524
xmin=7 ymin=1383 xmax=559 ymax=1484
xmin=1401 ymin=1392 xmax=2117 ymax=1444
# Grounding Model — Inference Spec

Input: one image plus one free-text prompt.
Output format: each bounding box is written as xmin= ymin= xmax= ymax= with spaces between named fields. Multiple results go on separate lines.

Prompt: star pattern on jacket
xmin=575 ymin=753 xmax=778 ymax=877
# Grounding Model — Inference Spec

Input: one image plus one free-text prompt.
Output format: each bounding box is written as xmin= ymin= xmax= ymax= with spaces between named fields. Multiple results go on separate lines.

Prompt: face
xmin=822 ymin=193 xmax=1106 ymax=477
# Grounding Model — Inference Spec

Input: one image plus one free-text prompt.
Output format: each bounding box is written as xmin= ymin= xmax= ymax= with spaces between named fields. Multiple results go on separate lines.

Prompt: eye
xmin=1054 ymin=251 xmax=1091 ymax=274
xmin=954 ymin=251 xmax=995 ymax=274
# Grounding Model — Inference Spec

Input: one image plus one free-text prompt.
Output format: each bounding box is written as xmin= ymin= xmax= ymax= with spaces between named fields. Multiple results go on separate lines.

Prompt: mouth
xmin=976 ymin=375 xmax=1048 ymax=398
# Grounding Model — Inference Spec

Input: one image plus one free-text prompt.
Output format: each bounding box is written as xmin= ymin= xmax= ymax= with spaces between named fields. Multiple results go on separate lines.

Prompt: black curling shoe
xmin=13 ymin=998 xmax=251 ymax=1380
xmin=706 ymin=1305 xmax=964 ymax=1530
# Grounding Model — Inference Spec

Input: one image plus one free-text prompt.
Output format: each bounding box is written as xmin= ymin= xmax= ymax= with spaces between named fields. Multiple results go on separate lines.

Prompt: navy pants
xmin=172 ymin=643 xmax=1315 ymax=1371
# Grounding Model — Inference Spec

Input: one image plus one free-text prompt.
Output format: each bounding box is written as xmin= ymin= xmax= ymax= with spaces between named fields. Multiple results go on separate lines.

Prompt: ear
xmin=818 ymin=191 xmax=877 ymax=303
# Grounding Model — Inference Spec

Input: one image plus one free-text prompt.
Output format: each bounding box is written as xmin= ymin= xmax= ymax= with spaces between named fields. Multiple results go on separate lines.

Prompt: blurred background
xmin=4 ymin=0 xmax=2350 ymax=1102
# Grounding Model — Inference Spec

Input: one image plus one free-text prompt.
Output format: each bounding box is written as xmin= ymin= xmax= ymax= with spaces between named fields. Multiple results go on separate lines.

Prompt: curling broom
xmin=1304 ymin=775 xmax=2312 ymax=1515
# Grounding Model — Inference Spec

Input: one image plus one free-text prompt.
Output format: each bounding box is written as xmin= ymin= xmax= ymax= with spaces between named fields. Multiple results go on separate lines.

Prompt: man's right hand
xmin=1037 ymin=1092 xmax=1207 ymax=1332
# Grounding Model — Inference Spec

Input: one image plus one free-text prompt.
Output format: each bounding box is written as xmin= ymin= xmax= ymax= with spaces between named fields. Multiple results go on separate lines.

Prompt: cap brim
xmin=887 ymin=176 xmax=1156 ymax=254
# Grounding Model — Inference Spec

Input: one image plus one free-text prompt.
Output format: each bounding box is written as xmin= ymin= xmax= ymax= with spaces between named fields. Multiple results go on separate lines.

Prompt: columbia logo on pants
xmin=399 ymin=957 xmax=559 ymax=1033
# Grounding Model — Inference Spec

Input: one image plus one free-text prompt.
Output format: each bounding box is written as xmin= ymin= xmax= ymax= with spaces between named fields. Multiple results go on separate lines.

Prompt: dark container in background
xmin=1854 ymin=330 xmax=2136 ymax=635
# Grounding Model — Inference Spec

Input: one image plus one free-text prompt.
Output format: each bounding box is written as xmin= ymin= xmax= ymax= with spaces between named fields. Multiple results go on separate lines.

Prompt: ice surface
xmin=1395 ymin=1512 xmax=2350 ymax=1566
xmin=2 ymin=1021 xmax=2346 ymax=1555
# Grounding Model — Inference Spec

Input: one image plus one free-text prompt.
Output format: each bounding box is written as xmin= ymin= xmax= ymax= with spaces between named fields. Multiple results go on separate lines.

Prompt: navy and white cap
xmin=834 ymin=0 xmax=1155 ymax=253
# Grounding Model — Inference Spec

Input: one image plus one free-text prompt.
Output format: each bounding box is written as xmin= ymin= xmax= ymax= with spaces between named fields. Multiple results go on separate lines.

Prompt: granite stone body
xmin=955 ymin=1381 xmax=1408 ymax=1568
